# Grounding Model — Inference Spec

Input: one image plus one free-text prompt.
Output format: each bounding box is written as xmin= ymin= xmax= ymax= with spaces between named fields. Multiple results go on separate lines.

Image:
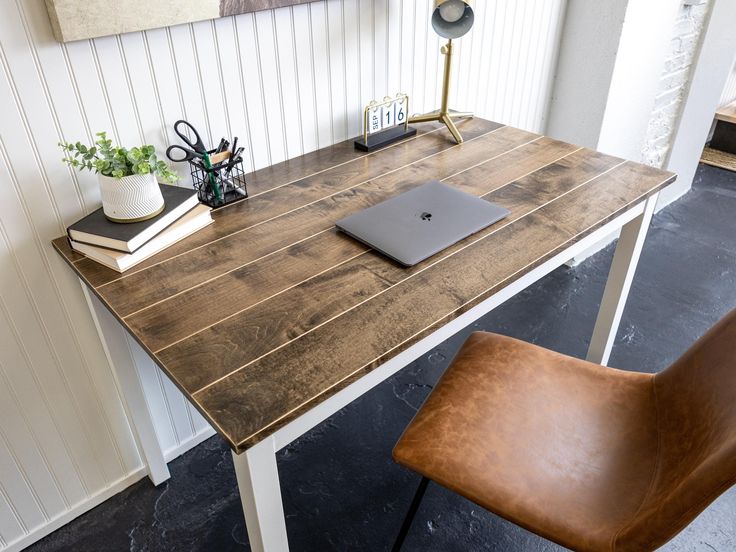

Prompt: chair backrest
xmin=617 ymin=307 xmax=736 ymax=550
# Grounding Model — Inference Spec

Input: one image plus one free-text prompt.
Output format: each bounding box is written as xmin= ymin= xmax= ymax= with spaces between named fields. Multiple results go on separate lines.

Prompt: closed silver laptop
xmin=335 ymin=180 xmax=510 ymax=266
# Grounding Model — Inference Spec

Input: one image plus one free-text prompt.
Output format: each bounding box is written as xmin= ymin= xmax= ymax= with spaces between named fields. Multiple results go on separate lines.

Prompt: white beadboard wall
xmin=719 ymin=57 xmax=736 ymax=106
xmin=0 ymin=0 xmax=567 ymax=549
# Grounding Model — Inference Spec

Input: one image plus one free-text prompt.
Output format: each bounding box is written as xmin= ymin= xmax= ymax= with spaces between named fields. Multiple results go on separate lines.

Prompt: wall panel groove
xmin=14 ymin=0 xmax=87 ymax=216
xmin=720 ymin=57 xmax=736 ymax=107
xmin=0 ymin=64 xmax=125 ymax=485
xmin=0 ymin=138 xmax=91 ymax=503
xmin=0 ymin=1 xmax=566 ymax=549
xmin=0 ymin=360 xmax=55 ymax=524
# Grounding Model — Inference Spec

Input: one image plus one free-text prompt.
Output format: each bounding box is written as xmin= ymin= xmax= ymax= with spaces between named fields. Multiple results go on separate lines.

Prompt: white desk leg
xmin=80 ymin=281 xmax=171 ymax=485
xmin=232 ymin=436 xmax=289 ymax=552
xmin=586 ymin=193 xmax=658 ymax=366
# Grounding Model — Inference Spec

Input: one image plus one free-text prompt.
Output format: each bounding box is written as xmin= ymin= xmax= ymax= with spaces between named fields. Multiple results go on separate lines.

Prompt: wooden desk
xmin=53 ymin=118 xmax=674 ymax=551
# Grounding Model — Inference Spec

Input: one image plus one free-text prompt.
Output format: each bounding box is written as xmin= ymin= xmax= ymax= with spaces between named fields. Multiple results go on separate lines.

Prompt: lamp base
xmin=409 ymin=38 xmax=473 ymax=144
xmin=408 ymin=111 xmax=474 ymax=144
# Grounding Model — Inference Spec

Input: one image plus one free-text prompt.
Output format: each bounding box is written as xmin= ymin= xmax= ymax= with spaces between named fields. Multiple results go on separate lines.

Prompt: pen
xmin=229 ymin=137 xmax=239 ymax=165
xmin=215 ymin=138 xmax=229 ymax=154
xmin=226 ymin=158 xmax=246 ymax=195
xmin=224 ymin=147 xmax=244 ymax=177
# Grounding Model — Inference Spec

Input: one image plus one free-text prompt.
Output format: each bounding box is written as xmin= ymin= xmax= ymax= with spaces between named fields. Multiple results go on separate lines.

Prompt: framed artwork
xmin=45 ymin=0 xmax=316 ymax=42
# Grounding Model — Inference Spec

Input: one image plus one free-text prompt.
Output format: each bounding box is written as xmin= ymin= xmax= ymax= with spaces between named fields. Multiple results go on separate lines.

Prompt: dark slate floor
xmin=29 ymin=164 xmax=736 ymax=552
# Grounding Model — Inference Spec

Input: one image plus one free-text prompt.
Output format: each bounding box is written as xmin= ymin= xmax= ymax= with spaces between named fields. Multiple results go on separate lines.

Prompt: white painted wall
xmin=0 ymin=1 xmax=567 ymax=550
xmin=545 ymin=0 xmax=628 ymax=149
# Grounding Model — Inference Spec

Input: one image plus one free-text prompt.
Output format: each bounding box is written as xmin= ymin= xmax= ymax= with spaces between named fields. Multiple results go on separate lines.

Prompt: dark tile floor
xmin=29 ymin=164 xmax=736 ymax=552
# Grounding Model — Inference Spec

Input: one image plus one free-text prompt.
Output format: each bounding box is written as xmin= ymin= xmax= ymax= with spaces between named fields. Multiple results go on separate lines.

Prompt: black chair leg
xmin=392 ymin=476 xmax=430 ymax=552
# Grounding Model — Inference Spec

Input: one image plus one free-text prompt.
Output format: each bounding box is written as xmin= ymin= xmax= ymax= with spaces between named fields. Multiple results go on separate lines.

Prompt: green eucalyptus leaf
xmin=60 ymin=132 xmax=178 ymax=182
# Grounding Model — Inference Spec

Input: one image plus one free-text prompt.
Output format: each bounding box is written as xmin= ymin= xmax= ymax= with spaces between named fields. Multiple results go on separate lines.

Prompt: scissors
xmin=166 ymin=119 xmax=222 ymax=201
xmin=166 ymin=144 xmax=203 ymax=163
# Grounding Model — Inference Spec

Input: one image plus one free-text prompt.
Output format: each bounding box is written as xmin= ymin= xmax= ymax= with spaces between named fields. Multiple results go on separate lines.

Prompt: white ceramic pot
xmin=98 ymin=172 xmax=165 ymax=223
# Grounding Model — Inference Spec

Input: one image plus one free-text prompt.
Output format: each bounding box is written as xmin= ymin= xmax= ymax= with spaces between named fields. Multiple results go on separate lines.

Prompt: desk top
xmin=53 ymin=118 xmax=675 ymax=453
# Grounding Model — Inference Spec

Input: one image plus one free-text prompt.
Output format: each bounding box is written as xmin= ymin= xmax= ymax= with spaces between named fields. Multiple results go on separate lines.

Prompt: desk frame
xmin=81 ymin=190 xmax=657 ymax=551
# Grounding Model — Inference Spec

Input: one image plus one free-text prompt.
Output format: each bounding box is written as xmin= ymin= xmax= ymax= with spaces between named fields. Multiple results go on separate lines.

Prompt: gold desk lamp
xmin=409 ymin=0 xmax=475 ymax=144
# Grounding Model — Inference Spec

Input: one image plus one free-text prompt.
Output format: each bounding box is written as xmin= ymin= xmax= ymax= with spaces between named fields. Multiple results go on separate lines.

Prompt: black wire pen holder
xmin=189 ymin=153 xmax=248 ymax=209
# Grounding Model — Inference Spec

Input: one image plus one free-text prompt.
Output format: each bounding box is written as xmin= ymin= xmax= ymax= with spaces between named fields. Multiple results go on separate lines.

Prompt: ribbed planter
xmin=99 ymin=173 xmax=165 ymax=223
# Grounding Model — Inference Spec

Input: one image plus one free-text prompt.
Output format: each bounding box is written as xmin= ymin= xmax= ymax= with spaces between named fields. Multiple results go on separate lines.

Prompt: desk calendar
xmin=354 ymin=93 xmax=417 ymax=152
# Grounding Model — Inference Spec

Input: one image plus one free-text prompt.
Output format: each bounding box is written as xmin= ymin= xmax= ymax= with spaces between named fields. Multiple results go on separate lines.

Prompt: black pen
xmin=215 ymin=138 xmax=228 ymax=153
xmin=225 ymin=146 xmax=244 ymax=175
xmin=228 ymin=137 xmax=238 ymax=164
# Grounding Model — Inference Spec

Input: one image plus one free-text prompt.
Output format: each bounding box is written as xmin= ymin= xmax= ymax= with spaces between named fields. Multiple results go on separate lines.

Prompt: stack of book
xmin=67 ymin=185 xmax=212 ymax=272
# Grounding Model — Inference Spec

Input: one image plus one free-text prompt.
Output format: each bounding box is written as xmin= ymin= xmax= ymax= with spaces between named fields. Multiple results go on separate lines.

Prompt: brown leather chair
xmin=392 ymin=308 xmax=736 ymax=551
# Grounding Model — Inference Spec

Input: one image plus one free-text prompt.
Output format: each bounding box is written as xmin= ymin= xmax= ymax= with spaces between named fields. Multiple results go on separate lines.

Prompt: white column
xmin=546 ymin=0 xmax=680 ymax=264
xmin=547 ymin=0 xmax=681 ymax=158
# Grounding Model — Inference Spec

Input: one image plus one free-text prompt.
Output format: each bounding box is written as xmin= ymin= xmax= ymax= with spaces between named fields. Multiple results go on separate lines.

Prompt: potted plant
xmin=60 ymin=132 xmax=180 ymax=223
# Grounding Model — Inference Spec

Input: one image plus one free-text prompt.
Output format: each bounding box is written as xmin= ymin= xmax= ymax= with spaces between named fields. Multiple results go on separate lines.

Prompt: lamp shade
xmin=432 ymin=0 xmax=474 ymax=39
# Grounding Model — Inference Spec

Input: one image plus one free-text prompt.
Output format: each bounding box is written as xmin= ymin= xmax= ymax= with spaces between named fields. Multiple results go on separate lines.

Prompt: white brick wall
xmin=641 ymin=0 xmax=712 ymax=167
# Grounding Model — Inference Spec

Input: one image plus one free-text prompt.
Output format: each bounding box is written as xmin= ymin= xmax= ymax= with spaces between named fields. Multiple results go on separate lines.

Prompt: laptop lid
xmin=335 ymin=180 xmax=510 ymax=266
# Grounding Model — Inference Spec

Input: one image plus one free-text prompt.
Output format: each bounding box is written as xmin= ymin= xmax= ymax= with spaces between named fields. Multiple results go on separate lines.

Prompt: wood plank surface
xmin=195 ymin=161 xmax=673 ymax=450
xmin=154 ymin=143 xmax=610 ymax=389
xmin=715 ymin=101 xmax=736 ymax=124
xmin=135 ymin=135 xmax=579 ymax=354
xmin=244 ymin=119 xmax=449 ymax=197
xmin=52 ymin=118 xmax=675 ymax=453
xmin=123 ymin=126 xmax=543 ymax=343
xmin=98 ymin=124 xmax=523 ymax=318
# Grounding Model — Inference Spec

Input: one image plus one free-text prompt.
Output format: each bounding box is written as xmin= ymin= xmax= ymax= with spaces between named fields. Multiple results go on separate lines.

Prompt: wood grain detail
xmin=123 ymin=126 xmax=540 ymax=346
xmin=99 ymin=124 xmax=518 ymax=319
xmin=155 ymin=139 xmax=596 ymax=390
xmin=51 ymin=119 xmax=676 ymax=453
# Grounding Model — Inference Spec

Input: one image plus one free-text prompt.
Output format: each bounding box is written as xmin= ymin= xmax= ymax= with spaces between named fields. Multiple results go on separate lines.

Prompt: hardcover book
xmin=70 ymin=204 xmax=212 ymax=273
xmin=67 ymin=184 xmax=200 ymax=253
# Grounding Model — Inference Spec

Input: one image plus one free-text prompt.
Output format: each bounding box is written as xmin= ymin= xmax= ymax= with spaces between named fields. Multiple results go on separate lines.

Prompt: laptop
xmin=335 ymin=180 xmax=510 ymax=266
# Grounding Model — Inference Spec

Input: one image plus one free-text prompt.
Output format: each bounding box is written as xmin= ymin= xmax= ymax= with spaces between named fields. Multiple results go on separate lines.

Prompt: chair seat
xmin=393 ymin=332 xmax=661 ymax=551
